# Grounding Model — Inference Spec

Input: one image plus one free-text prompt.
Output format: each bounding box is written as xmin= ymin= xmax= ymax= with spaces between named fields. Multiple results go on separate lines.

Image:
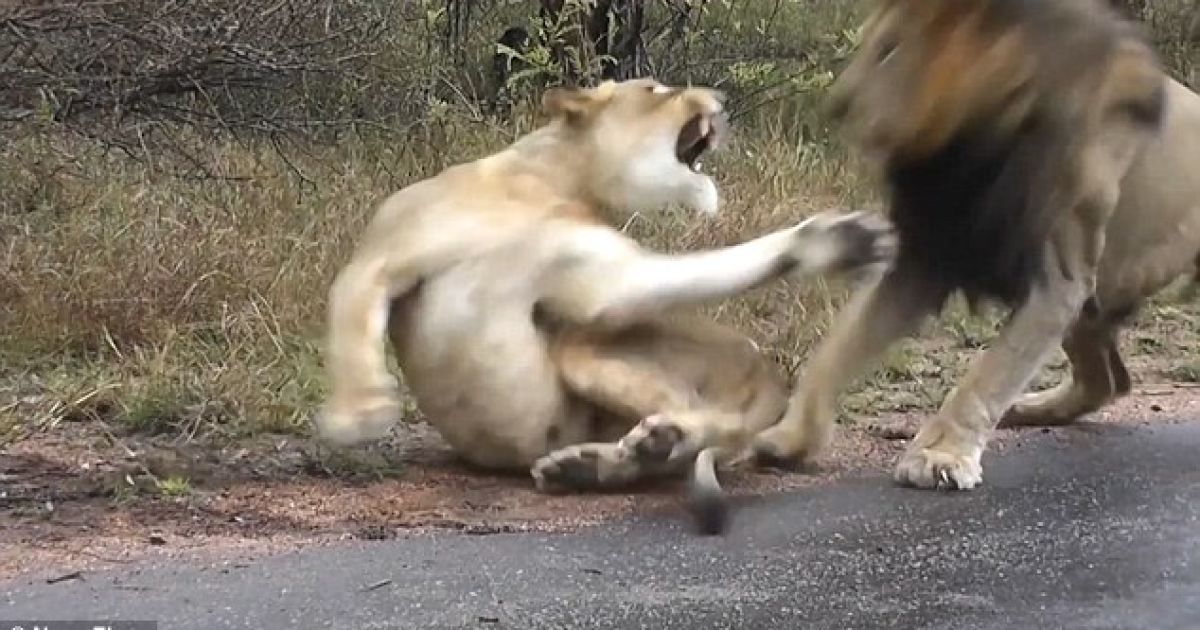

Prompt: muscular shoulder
xmin=536 ymin=221 xmax=643 ymax=276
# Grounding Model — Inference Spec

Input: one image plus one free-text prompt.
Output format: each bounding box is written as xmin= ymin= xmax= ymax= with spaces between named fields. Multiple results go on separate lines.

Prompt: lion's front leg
xmin=539 ymin=210 xmax=896 ymax=330
xmin=752 ymin=267 xmax=942 ymax=465
xmin=895 ymin=271 xmax=1093 ymax=490
xmin=897 ymin=160 xmax=1127 ymax=490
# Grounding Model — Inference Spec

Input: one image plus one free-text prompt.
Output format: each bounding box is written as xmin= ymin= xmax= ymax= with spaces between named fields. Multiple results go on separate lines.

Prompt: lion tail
xmin=687 ymin=446 xmax=731 ymax=535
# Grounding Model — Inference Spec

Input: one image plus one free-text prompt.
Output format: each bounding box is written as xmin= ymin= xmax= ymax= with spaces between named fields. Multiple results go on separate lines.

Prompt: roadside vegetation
xmin=2 ymin=0 xmax=1197 ymax=465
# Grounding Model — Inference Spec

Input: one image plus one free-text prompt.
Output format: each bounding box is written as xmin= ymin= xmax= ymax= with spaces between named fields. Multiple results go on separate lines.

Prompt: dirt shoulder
xmin=4 ymin=383 xmax=1199 ymax=584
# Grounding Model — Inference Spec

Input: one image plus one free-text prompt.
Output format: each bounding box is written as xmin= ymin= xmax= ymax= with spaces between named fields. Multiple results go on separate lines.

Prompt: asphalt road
xmin=4 ymin=421 xmax=1199 ymax=630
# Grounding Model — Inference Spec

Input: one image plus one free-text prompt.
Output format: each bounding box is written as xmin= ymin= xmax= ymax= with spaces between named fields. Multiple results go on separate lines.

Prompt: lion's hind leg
xmin=534 ymin=324 xmax=786 ymax=533
xmin=531 ymin=336 xmax=698 ymax=493
xmin=534 ymin=324 xmax=786 ymax=490
xmin=999 ymin=311 xmax=1133 ymax=427
xmin=530 ymin=440 xmax=646 ymax=492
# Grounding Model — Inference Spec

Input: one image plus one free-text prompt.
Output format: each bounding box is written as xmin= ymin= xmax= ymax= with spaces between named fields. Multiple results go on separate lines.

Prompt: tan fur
xmin=754 ymin=0 xmax=1200 ymax=490
xmin=314 ymin=77 xmax=897 ymax=517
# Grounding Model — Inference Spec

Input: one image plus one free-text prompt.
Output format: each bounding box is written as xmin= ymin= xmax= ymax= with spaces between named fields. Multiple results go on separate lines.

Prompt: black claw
xmin=935 ymin=469 xmax=960 ymax=491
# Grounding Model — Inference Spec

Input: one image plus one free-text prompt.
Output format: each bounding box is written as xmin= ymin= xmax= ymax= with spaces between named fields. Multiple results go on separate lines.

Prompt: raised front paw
xmin=791 ymin=210 xmax=897 ymax=275
xmin=893 ymin=440 xmax=983 ymax=490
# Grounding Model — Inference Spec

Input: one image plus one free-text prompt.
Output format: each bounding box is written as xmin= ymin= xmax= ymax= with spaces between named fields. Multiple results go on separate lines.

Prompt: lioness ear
xmin=542 ymin=87 xmax=598 ymax=124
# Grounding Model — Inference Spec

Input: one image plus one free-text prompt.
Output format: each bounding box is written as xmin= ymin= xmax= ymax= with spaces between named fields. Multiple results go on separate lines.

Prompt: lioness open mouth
xmin=675 ymin=113 xmax=722 ymax=173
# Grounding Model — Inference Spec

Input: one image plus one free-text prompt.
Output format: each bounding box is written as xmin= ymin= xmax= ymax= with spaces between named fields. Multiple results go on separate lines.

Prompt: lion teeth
xmin=693 ymin=161 xmax=704 ymax=173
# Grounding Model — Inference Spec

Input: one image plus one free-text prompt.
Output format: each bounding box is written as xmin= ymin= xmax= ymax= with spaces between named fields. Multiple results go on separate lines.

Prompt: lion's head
xmin=539 ymin=77 xmax=728 ymax=217
xmin=826 ymin=0 xmax=1154 ymax=166
xmin=824 ymin=0 xmax=1165 ymax=307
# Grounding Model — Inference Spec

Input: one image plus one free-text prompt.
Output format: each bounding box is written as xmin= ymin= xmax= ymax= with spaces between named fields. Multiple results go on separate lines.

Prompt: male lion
xmin=315 ymin=77 xmax=896 ymax=531
xmin=753 ymin=0 xmax=1200 ymax=490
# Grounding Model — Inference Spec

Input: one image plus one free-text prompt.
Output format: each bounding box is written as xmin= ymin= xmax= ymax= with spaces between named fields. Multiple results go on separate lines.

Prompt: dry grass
xmin=2 ymin=129 xmax=378 ymax=438
xmin=0 ymin=106 xmax=867 ymax=444
xmin=2 ymin=0 xmax=1198 ymax=451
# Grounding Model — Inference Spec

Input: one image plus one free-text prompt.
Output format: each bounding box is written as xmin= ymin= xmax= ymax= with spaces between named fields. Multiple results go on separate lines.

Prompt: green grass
xmin=155 ymin=475 xmax=193 ymax=498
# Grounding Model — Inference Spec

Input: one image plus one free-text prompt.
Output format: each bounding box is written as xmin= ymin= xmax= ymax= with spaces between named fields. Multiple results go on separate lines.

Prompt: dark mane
xmin=885 ymin=119 xmax=1069 ymax=309
xmin=883 ymin=0 xmax=1164 ymax=311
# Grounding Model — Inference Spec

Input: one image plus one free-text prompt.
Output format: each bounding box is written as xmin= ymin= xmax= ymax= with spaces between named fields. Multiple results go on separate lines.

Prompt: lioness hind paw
xmin=530 ymin=444 xmax=635 ymax=492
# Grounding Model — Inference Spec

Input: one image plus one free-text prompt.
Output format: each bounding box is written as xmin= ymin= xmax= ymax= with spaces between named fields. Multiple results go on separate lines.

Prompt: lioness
xmin=315 ymin=77 xmax=896 ymax=531
xmin=753 ymin=0 xmax=1200 ymax=490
